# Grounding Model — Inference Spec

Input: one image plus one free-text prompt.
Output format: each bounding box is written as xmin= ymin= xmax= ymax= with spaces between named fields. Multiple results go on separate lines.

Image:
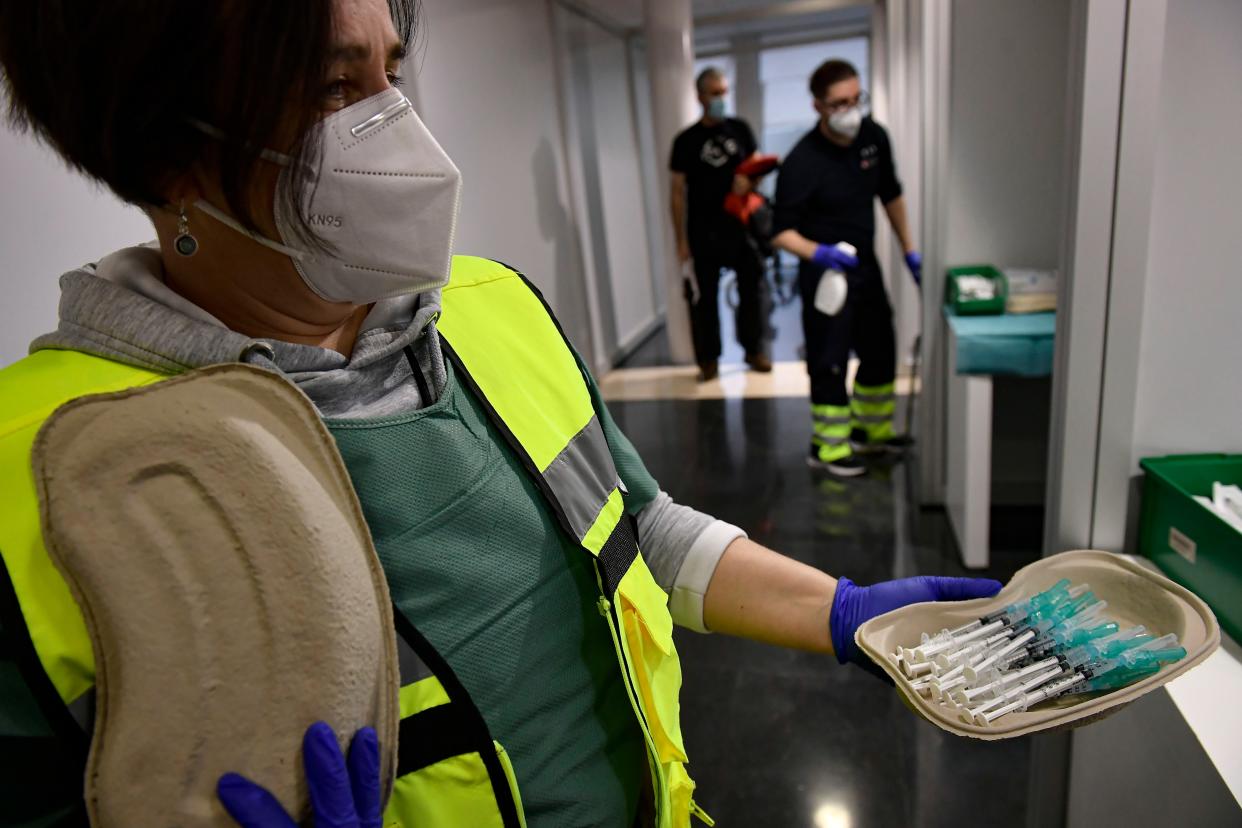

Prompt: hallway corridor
xmin=608 ymin=386 xmax=1043 ymax=826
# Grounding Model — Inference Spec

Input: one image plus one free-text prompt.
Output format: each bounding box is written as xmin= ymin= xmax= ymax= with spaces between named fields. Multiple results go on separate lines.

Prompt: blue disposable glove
xmin=218 ymin=722 xmax=382 ymax=828
xmin=811 ymin=243 xmax=859 ymax=271
xmin=904 ymin=250 xmax=922 ymax=286
xmin=829 ymin=575 xmax=1002 ymax=666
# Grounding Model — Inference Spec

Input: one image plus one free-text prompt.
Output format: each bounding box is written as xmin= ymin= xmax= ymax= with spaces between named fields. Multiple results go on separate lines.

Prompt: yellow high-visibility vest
xmin=0 ymin=255 xmax=708 ymax=827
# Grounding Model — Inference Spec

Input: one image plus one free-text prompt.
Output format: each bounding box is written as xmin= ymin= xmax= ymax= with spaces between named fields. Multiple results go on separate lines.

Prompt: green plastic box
xmin=945 ymin=264 xmax=1008 ymax=315
xmin=1138 ymin=453 xmax=1242 ymax=644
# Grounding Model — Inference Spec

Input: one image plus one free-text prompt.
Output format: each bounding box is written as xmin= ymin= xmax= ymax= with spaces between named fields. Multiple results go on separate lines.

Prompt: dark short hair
xmin=0 ymin=1 xmax=419 ymax=244
xmin=809 ymin=59 xmax=859 ymax=99
xmin=695 ymin=66 xmax=724 ymax=95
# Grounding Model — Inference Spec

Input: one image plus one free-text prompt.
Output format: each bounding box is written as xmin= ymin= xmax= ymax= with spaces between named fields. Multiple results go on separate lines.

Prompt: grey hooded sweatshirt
xmin=29 ymin=243 xmax=742 ymax=631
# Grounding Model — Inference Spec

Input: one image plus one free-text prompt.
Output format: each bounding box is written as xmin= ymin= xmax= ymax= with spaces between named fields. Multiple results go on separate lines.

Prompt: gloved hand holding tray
xmin=854 ymin=550 xmax=1219 ymax=739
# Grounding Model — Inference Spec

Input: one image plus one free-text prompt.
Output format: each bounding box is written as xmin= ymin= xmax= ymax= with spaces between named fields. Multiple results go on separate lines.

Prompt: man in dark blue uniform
xmin=773 ymin=59 xmax=922 ymax=478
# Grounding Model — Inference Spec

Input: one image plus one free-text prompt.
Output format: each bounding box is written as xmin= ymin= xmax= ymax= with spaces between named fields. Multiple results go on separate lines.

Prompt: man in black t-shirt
xmin=670 ymin=67 xmax=770 ymax=381
xmin=773 ymin=59 xmax=922 ymax=478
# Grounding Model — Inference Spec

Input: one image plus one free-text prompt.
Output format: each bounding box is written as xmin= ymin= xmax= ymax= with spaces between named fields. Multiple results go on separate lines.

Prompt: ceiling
xmin=568 ymin=0 xmax=873 ymax=33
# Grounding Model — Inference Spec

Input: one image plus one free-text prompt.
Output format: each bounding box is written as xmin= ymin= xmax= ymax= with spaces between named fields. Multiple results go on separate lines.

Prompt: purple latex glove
xmin=905 ymin=251 xmax=922 ymax=285
xmin=811 ymin=243 xmax=859 ymax=271
xmin=830 ymin=576 xmax=1002 ymax=666
xmin=218 ymin=723 xmax=382 ymax=828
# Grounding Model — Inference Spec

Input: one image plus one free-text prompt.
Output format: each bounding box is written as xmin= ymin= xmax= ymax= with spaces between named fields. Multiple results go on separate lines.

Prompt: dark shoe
xmin=806 ymin=444 xmax=867 ymax=477
xmin=850 ymin=427 xmax=915 ymax=455
xmin=745 ymin=352 xmax=773 ymax=373
xmin=697 ymin=361 xmax=719 ymax=382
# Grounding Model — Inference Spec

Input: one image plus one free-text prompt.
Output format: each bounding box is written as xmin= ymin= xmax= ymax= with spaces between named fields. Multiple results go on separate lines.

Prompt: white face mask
xmin=827 ymin=106 xmax=864 ymax=140
xmin=194 ymin=87 xmax=463 ymax=304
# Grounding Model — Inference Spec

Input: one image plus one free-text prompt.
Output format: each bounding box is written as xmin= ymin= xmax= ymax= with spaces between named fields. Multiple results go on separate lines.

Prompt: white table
xmin=945 ymin=323 xmax=993 ymax=568
xmin=942 ymin=310 xmax=1057 ymax=569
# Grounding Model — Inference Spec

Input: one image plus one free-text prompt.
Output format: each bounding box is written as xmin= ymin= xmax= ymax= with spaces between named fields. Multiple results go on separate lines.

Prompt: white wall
xmin=558 ymin=7 xmax=661 ymax=356
xmin=1052 ymin=0 xmax=1242 ymax=552
xmin=915 ymin=0 xmax=1072 ymax=503
xmin=1128 ymin=0 xmax=1242 ymax=469
xmin=409 ymin=0 xmax=597 ymax=363
xmin=943 ymin=0 xmax=1070 ymax=269
xmin=2 ymin=1 xmax=643 ymax=374
xmin=0 ymin=128 xmax=153 ymax=366
xmin=871 ymin=1 xmax=921 ymax=384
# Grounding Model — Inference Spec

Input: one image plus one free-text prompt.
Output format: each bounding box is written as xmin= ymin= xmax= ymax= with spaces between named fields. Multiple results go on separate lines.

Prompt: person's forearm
xmin=883 ymin=196 xmax=915 ymax=254
xmin=772 ymin=228 xmax=819 ymax=261
xmin=670 ymin=188 xmax=688 ymax=248
xmin=702 ymin=537 xmax=837 ymax=654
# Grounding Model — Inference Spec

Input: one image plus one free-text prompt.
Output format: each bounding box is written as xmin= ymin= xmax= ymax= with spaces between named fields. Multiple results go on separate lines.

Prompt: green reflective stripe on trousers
xmin=541 ymin=415 xmax=619 ymax=543
xmin=853 ymin=419 xmax=896 ymax=441
xmin=812 ymin=438 xmax=853 ymax=462
xmin=852 ymin=381 xmax=895 ymax=400
xmin=850 ymin=398 xmax=895 ymax=417
xmin=812 ymin=420 xmax=850 ymax=442
xmin=850 ymin=380 xmax=896 ymax=441
xmin=811 ymin=404 xmax=852 ymax=433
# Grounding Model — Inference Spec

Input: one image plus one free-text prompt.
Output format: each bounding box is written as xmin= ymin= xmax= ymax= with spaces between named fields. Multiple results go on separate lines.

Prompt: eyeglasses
xmin=821 ymin=89 xmax=869 ymax=115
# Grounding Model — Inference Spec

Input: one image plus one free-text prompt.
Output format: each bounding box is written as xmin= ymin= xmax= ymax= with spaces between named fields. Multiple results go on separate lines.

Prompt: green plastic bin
xmin=945 ymin=264 xmax=1008 ymax=315
xmin=1138 ymin=453 xmax=1242 ymax=644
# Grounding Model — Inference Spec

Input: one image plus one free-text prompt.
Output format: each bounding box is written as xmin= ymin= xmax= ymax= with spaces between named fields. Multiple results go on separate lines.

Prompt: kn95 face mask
xmin=828 ymin=106 xmax=863 ymax=140
xmin=194 ymin=87 xmax=463 ymax=304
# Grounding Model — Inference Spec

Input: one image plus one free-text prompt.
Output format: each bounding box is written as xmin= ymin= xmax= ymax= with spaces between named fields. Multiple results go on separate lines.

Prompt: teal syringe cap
xmin=1088 ymin=661 xmax=1160 ymax=691
xmin=1030 ymin=579 xmax=1072 ymax=611
xmin=1056 ymin=622 xmax=1119 ymax=649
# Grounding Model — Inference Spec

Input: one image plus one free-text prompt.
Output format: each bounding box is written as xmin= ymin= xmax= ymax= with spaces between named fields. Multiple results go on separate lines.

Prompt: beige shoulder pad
xmin=34 ymin=364 xmax=399 ymax=826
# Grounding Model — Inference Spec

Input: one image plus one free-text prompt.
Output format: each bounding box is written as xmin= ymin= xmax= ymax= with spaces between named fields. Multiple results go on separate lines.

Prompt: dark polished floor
xmin=622 ymin=265 xmax=807 ymax=368
xmin=610 ymin=293 xmax=1045 ymax=827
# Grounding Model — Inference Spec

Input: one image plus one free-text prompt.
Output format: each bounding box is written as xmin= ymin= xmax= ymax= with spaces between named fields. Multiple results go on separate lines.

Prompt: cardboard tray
xmin=854 ymin=550 xmax=1220 ymax=740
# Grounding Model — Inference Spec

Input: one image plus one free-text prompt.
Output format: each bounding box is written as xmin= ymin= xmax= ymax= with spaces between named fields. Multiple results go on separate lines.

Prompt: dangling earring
xmin=174 ymin=201 xmax=199 ymax=257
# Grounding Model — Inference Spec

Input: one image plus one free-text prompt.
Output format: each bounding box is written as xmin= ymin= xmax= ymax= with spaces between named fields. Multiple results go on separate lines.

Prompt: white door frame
xmin=1044 ymin=0 xmax=1168 ymax=554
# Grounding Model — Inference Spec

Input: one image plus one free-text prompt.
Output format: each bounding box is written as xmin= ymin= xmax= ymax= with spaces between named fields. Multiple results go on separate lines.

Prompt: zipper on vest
xmin=594 ymin=572 xmax=667 ymax=825
xmin=690 ymin=799 xmax=716 ymax=825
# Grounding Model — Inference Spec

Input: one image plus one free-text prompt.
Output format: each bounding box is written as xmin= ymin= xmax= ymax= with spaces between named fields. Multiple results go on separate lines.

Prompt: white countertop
xmin=1125 ymin=554 xmax=1242 ymax=807
xmin=1165 ymin=630 xmax=1242 ymax=807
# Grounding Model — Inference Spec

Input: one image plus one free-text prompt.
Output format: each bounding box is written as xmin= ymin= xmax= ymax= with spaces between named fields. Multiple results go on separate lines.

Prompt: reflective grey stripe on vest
xmin=852 ymin=413 xmax=892 ymax=424
xmin=812 ymin=413 xmax=851 ymax=426
xmin=396 ymin=632 xmax=435 ymax=686
xmin=812 ymin=434 xmax=849 ymax=446
xmin=852 ymin=391 xmax=895 ymax=404
xmin=67 ymin=687 xmax=95 ymax=733
xmin=540 ymin=415 xmax=621 ymax=542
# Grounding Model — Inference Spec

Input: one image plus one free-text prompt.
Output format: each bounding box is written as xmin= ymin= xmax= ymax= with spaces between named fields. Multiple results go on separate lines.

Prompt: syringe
xmin=897 ymin=579 xmax=1083 ymax=666
xmin=974 ymin=661 xmax=1162 ymax=726
xmin=960 ymin=664 xmax=1069 ymax=723
xmin=1060 ymin=626 xmax=1151 ymax=670
xmin=981 ymin=579 xmax=1074 ymax=627
xmin=949 ymin=657 xmax=1062 ymax=706
xmin=901 ymin=619 xmax=1007 ymax=664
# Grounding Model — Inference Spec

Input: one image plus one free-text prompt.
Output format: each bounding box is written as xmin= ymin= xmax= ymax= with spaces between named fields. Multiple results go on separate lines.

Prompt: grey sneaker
xmin=806 ymin=444 xmax=867 ymax=477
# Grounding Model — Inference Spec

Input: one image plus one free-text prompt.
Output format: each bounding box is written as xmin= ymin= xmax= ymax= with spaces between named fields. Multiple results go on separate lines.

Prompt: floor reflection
xmin=611 ymin=391 xmax=1041 ymax=827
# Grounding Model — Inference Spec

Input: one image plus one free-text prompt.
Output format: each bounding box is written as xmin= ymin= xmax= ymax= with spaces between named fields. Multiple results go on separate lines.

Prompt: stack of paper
xmin=1004 ymin=268 xmax=1057 ymax=314
xmin=1193 ymin=482 xmax=1242 ymax=534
